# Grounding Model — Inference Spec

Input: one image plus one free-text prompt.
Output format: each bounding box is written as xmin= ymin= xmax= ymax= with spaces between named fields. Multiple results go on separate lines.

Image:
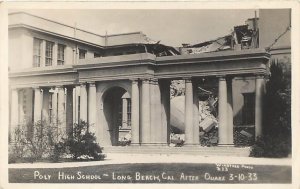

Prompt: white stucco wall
xmin=259 ymin=9 xmax=291 ymax=49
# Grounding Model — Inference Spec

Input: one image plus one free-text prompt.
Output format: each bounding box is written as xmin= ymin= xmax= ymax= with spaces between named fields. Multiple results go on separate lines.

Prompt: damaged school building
xmin=8 ymin=10 xmax=291 ymax=155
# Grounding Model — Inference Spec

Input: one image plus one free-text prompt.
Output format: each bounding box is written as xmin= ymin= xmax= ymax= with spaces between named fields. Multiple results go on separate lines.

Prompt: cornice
xmin=9 ymin=66 xmax=76 ymax=78
xmin=155 ymin=67 xmax=268 ymax=79
xmin=74 ymin=59 xmax=156 ymax=70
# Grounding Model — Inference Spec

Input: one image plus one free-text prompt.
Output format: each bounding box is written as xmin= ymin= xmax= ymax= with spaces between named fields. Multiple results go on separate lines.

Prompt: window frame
xmin=79 ymin=49 xmax=87 ymax=59
xmin=57 ymin=44 xmax=65 ymax=65
xmin=45 ymin=41 xmax=54 ymax=66
xmin=127 ymin=99 xmax=132 ymax=127
xmin=33 ymin=38 xmax=42 ymax=67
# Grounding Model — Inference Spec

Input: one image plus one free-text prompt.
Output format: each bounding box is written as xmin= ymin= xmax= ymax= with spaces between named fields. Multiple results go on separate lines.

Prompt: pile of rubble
xmin=198 ymin=100 xmax=218 ymax=146
xmin=199 ymin=116 xmax=219 ymax=146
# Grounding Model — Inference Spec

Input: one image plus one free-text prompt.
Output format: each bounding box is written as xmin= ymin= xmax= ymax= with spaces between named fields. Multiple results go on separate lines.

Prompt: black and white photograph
xmin=0 ymin=1 xmax=298 ymax=188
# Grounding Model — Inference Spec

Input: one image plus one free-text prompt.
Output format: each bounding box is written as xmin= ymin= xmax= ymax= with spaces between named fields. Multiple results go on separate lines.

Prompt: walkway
xmin=9 ymin=153 xmax=292 ymax=169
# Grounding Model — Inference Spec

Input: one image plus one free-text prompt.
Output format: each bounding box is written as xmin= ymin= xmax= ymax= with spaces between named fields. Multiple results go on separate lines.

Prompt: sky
xmin=11 ymin=9 xmax=256 ymax=47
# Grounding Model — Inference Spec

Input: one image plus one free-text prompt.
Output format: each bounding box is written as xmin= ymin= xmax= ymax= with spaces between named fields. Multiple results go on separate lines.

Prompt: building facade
xmin=9 ymin=12 xmax=271 ymax=147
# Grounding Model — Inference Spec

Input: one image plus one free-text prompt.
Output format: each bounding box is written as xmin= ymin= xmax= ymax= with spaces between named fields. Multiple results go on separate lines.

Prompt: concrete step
xmin=102 ymin=146 xmax=251 ymax=157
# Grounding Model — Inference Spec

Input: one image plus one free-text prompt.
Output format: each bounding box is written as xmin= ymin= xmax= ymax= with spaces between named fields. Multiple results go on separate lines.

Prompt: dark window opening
xmin=57 ymin=44 xmax=65 ymax=65
xmin=242 ymin=93 xmax=255 ymax=125
xmin=94 ymin=52 xmax=101 ymax=58
xmin=79 ymin=49 xmax=86 ymax=59
xmin=127 ymin=99 xmax=131 ymax=127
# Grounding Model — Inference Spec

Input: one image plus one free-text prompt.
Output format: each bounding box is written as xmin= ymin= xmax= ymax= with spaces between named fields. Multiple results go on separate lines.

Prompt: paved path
xmin=9 ymin=153 xmax=292 ymax=168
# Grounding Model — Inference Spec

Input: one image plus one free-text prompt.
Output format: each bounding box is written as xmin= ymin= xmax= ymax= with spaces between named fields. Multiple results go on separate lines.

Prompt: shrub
xmin=9 ymin=119 xmax=67 ymax=163
xmin=9 ymin=126 xmax=28 ymax=161
xmin=64 ymin=120 xmax=105 ymax=161
xmin=9 ymin=120 xmax=105 ymax=163
xmin=250 ymin=134 xmax=291 ymax=158
xmin=250 ymin=60 xmax=291 ymax=158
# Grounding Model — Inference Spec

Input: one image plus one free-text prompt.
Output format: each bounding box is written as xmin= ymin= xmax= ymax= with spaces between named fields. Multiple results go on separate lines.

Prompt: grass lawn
xmin=9 ymin=163 xmax=291 ymax=183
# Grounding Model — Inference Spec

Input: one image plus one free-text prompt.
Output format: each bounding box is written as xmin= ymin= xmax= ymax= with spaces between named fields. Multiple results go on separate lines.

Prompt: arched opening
xmin=102 ymin=86 xmax=131 ymax=146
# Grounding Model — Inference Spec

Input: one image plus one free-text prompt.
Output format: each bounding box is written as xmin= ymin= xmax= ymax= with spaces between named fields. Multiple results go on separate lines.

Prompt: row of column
xmin=184 ymin=75 xmax=265 ymax=146
xmin=10 ymin=82 xmax=98 ymax=138
xmin=74 ymin=82 xmax=97 ymax=133
xmin=10 ymin=74 xmax=265 ymax=145
xmin=116 ymin=75 xmax=266 ymax=146
xmin=130 ymin=78 xmax=171 ymax=145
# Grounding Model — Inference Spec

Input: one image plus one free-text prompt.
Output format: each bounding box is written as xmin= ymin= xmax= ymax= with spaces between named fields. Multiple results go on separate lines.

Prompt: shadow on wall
xmin=103 ymin=87 xmax=126 ymax=146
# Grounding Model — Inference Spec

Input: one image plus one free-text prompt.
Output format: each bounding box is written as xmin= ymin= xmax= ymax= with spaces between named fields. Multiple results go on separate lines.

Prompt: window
xmin=242 ymin=93 xmax=255 ymax=125
xmin=94 ymin=52 xmax=101 ymax=58
xmin=127 ymin=99 xmax=132 ymax=127
xmin=78 ymin=96 xmax=80 ymax=123
xmin=79 ymin=49 xmax=86 ymax=59
xmin=49 ymin=93 xmax=53 ymax=123
xmin=33 ymin=38 xmax=42 ymax=67
xmin=45 ymin=41 xmax=54 ymax=66
xmin=57 ymin=44 xmax=65 ymax=65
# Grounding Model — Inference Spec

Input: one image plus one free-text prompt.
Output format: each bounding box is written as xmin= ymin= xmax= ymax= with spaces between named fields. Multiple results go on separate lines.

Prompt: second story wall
xmin=9 ymin=28 xmax=33 ymax=70
xmin=9 ymin=27 xmax=104 ymax=71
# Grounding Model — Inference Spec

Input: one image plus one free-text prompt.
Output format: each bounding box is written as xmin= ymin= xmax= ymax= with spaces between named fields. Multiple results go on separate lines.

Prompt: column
xmin=141 ymin=78 xmax=151 ymax=144
xmin=80 ymin=83 xmax=88 ymax=122
xmin=88 ymin=82 xmax=96 ymax=133
xmin=193 ymin=80 xmax=200 ymax=144
xmin=73 ymin=87 xmax=76 ymax=123
xmin=34 ymin=87 xmax=42 ymax=123
xmin=66 ymin=86 xmax=74 ymax=136
xmin=184 ymin=77 xmax=194 ymax=145
xmin=150 ymin=78 xmax=162 ymax=144
xmin=42 ymin=88 xmax=50 ymax=122
xmin=10 ymin=88 xmax=19 ymax=139
xmin=226 ymin=78 xmax=234 ymax=145
xmin=122 ymin=97 xmax=128 ymax=128
xmin=131 ymin=79 xmax=140 ymax=145
xmin=57 ymin=86 xmax=65 ymax=131
xmin=51 ymin=88 xmax=58 ymax=124
xmin=255 ymin=75 xmax=265 ymax=137
xmin=74 ymin=86 xmax=81 ymax=123
xmin=18 ymin=90 xmax=25 ymax=124
xmin=218 ymin=76 xmax=228 ymax=145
